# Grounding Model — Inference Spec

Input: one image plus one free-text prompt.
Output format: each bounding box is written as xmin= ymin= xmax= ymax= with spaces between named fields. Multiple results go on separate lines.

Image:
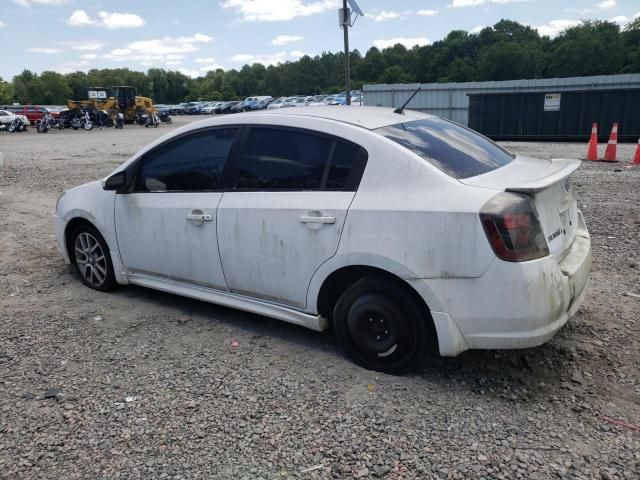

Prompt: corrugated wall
xmin=362 ymin=74 xmax=640 ymax=126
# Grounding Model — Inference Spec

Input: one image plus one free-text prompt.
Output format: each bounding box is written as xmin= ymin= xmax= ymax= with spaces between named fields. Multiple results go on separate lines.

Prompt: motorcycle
xmin=35 ymin=114 xmax=64 ymax=133
xmin=71 ymin=111 xmax=94 ymax=131
xmin=148 ymin=112 xmax=159 ymax=128
xmin=159 ymin=111 xmax=172 ymax=124
xmin=135 ymin=111 xmax=149 ymax=126
xmin=8 ymin=116 xmax=27 ymax=132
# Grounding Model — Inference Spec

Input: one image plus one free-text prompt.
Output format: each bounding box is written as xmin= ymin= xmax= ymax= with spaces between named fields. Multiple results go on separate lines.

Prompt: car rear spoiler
xmin=506 ymin=158 xmax=581 ymax=194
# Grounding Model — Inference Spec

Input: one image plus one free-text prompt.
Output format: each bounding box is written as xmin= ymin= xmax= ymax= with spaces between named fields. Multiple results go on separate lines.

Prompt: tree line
xmin=1 ymin=19 xmax=638 ymax=106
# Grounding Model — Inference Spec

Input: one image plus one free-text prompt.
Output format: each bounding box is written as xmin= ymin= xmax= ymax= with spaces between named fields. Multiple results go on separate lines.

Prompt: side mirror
xmin=103 ymin=171 xmax=127 ymax=191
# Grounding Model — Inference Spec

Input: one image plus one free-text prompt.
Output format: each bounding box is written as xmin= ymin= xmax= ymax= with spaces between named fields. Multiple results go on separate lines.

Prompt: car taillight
xmin=479 ymin=192 xmax=549 ymax=262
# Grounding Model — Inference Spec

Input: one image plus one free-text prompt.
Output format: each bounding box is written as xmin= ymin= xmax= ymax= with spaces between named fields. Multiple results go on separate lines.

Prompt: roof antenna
xmin=394 ymin=86 xmax=421 ymax=114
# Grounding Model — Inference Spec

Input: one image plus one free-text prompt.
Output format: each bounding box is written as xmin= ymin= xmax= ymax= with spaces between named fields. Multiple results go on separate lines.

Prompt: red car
xmin=0 ymin=105 xmax=59 ymax=124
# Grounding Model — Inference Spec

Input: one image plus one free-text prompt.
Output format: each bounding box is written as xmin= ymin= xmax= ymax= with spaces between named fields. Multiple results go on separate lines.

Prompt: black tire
xmin=70 ymin=224 xmax=117 ymax=292
xmin=333 ymin=276 xmax=436 ymax=374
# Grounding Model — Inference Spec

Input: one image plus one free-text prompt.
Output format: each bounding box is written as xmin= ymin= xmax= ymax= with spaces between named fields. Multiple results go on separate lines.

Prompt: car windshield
xmin=375 ymin=118 xmax=515 ymax=179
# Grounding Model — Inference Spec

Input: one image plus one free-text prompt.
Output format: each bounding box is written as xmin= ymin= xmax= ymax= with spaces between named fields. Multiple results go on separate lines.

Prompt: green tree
xmin=0 ymin=77 xmax=14 ymax=104
xmin=546 ymin=21 xmax=624 ymax=77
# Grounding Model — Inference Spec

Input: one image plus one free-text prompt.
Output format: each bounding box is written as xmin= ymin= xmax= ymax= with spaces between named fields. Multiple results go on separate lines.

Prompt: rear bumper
xmin=424 ymin=216 xmax=591 ymax=355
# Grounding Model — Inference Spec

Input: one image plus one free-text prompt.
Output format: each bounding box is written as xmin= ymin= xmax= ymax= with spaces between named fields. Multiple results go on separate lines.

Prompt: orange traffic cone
xmin=632 ymin=138 xmax=640 ymax=165
xmin=603 ymin=122 xmax=618 ymax=162
xmin=586 ymin=123 xmax=598 ymax=161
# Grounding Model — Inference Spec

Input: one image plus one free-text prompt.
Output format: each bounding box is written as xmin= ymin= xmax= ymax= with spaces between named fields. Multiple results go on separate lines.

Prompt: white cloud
xmin=102 ymin=34 xmax=212 ymax=65
xmin=272 ymin=35 xmax=303 ymax=45
xmin=373 ymin=11 xmax=400 ymax=22
xmin=28 ymin=47 xmax=60 ymax=54
xmin=609 ymin=15 xmax=628 ymax=26
xmin=231 ymin=51 xmax=304 ymax=66
xmin=68 ymin=10 xmax=145 ymax=29
xmin=634 ymin=12 xmax=640 ymax=20
xmin=597 ymin=0 xmax=615 ymax=9
xmin=195 ymin=57 xmax=217 ymax=64
xmin=220 ymin=0 xmax=338 ymax=22
xmin=470 ymin=25 xmax=486 ymax=33
xmin=417 ymin=9 xmax=439 ymax=16
xmin=450 ymin=0 xmax=529 ymax=6
xmin=0 ymin=20 xmax=6 ymax=28
xmin=178 ymin=68 xmax=201 ymax=78
xmin=68 ymin=10 xmax=95 ymax=26
xmin=373 ymin=37 xmax=429 ymax=49
xmin=52 ymin=60 xmax=90 ymax=75
xmin=450 ymin=0 xmax=485 ymax=6
xmin=58 ymin=41 xmax=104 ymax=52
xmin=535 ymin=19 xmax=581 ymax=37
xmin=98 ymin=11 xmax=145 ymax=29
xmin=199 ymin=63 xmax=225 ymax=72
xmin=80 ymin=53 xmax=97 ymax=60
xmin=14 ymin=0 xmax=69 ymax=6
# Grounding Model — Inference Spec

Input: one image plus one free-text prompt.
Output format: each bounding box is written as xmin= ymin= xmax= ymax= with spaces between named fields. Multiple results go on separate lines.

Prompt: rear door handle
xmin=299 ymin=215 xmax=336 ymax=224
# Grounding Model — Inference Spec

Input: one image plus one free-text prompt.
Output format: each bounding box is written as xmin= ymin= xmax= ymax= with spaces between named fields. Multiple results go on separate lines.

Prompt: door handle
xmin=299 ymin=215 xmax=336 ymax=224
xmin=187 ymin=210 xmax=213 ymax=225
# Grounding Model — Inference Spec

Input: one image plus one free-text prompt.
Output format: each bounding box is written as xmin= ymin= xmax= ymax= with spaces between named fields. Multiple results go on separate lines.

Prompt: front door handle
xmin=187 ymin=210 xmax=213 ymax=225
xmin=300 ymin=215 xmax=336 ymax=224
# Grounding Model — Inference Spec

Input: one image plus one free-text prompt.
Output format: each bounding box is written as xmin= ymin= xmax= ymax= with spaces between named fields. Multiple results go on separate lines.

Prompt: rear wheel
xmin=71 ymin=224 xmax=117 ymax=292
xmin=333 ymin=276 xmax=436 ymax=374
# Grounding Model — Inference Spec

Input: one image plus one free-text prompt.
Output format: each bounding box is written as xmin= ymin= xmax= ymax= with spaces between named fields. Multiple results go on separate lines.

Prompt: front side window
xmin=136 ymin=128 xmax=238 ymax=192
xmin=235 ymin=128 xmax=333 ymax=190
xmin=375 ymin=118 xmax=515 ymax=179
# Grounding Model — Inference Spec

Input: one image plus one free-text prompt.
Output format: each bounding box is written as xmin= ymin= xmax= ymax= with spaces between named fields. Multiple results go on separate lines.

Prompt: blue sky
xmin=0 ymin=0 xmax=638 ymax=80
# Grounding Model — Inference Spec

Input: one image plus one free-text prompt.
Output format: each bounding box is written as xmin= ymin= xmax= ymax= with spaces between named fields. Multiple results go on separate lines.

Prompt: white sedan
xmin=0 ymin=109 xmax=29 ymax=127
xmin=54 ymin=107 xmax=591 ymax=373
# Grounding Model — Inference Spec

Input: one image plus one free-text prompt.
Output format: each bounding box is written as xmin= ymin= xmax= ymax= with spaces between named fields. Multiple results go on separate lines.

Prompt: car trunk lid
xmin=461 ymin=156 xmax=581 ymax=260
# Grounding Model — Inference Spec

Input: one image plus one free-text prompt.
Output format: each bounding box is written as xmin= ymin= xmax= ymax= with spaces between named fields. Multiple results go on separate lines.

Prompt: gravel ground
xmin=0 ymin=117 xmax=638 ymax=479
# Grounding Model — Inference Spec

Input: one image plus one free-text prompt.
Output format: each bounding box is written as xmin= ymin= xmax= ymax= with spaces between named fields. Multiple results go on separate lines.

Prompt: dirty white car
xmin=54 ymin=107 xmax=591 ymax=373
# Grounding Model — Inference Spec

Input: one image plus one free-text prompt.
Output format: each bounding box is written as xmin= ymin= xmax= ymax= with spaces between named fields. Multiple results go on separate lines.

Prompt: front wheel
xmin=84 ymin=122 xmax=93 ymax=131
xmin=333 ymin=276 xmax=436 ymax=374
xmin=71 ymin=224 xmax=117 ymax=292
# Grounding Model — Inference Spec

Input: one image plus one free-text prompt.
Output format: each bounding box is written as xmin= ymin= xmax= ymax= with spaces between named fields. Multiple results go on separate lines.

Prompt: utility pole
xmin=342 ymin=0 xmax=351 ymax=106
xmin=339 ymin=0 xmax=363 ymax=106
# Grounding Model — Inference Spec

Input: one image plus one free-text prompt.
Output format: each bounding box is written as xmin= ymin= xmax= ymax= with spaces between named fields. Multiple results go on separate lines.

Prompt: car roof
xmin=257 ymin=106 xmax=431 ymax=130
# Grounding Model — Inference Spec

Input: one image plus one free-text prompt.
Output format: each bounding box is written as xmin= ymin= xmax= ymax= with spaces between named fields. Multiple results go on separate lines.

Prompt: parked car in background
xmin=155 ymin=104 xmax=170 ymax=114
xmin=267 ymin=98 xmax=285 ymax=109
xmin=308 ymin=95 xmax=327 ymax=106
xmin=54 ymin=106 xmax=591 ymax=374
xmin=220 ymin=101 xmax=241 ymax=114
xmin=201 ymin=103 xmax=217 ymax=114
xmin=184 ymin=102 xmax=202 ymax=115
xmin=230 ymin=102 xmax=246 ymax=114
xmin=253 ymin=97 xmax=274 ymax=110
xmin=282 ymin=97 xmax=299 ymax=108
xmin=0 ymin=109 xmax=30 ymax=128
xmin=168 ymin=105 xmax=184 ymax=115
xmin=214 ymin=102 xmax=229 ymax=114
xmin=1 ymin=105 xmax=59 ymax=124
xmin=291 ymin=97 xmax=310 ymax=107
xmin=243 ymin=96 xmax=273 ymax=111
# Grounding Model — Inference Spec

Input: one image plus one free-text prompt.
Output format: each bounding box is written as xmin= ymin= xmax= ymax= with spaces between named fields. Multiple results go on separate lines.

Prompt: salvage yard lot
xmin=0 ymin=116 xmax=638 ymax=479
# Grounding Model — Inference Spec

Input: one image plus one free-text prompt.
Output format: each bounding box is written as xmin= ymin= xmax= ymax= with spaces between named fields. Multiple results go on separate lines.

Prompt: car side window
xmin=325 ymin=140 xmax=368 ymax=190
xmin=135 ymin=128 xmax=238 ymax=192
xmin=235 ymin=127 xmax=333 ymax=190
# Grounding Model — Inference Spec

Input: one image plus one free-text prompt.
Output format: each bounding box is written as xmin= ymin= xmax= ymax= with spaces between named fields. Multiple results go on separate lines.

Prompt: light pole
xmin=342 ymin=0 xmax=351 ymax=106
xmin=339 ymin=0 xmax=363 ymax=107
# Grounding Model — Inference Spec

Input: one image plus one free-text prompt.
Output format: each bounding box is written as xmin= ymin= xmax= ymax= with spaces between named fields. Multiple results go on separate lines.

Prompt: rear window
xmin=375 ymin=118 xmax=514 ymax=179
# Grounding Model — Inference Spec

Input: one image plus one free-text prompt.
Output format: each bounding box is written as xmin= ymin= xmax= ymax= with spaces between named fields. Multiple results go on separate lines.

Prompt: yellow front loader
xmin=67 ymin=86 xmax=155 ymax=124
